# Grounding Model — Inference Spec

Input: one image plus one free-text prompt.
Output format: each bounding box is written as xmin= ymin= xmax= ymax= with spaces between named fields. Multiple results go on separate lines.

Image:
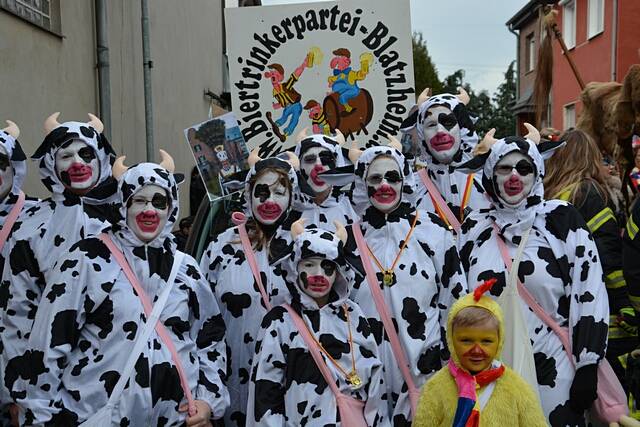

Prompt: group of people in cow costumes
xmin=0 ymin=86 xmax=637 ymax=427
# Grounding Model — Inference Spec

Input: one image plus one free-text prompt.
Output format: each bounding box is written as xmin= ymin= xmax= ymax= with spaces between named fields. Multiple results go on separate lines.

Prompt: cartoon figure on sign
xmin=303 ymin=100 xmax=331 ymax=135
xmin=214 ymin=144 xmax=237 ymax=178
xmin=323 ymin=48 xmax=375 ymax=140
xmin=265 ymin=49 xmax=319 ymax=142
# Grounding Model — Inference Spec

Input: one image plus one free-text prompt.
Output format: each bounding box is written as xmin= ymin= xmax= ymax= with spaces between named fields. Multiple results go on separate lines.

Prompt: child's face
xmin=452 ymin=324 xmax=500 ymax=374
xmin=297 ymin=257 xmax=337 ymax=304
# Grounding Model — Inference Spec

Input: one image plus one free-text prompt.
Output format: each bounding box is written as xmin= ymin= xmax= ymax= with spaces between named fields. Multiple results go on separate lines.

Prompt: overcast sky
xmin=258 ymin=0 xmax=522 ymax=96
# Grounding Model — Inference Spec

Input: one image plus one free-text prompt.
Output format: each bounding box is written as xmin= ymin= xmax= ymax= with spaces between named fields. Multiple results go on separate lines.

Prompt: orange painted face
xmin=452 ymin=325 xmax=500 ymax=374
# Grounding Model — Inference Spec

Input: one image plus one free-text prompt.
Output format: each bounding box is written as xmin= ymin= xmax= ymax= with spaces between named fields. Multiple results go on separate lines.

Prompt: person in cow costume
xmin=246 ymin=219 xmax=389 ymax=426
xmin=401 ymin=88 xmax=489 ymax=233
xmin=15 ymin=151 xmax=229 ymax=426
xmin=342 ymin=141 xmax=467 ymax=424
xmin=289 ymin=128 xmax=358 ymax=231
xmin=456 ymin=124 xmax=609 ymax=426
xmin=0 ymin=120 xmax=41 ymax=425
xmin=0 ymin=112 xmax=118 ymax=425
xmin=200 ymin=150 xmax=302 ymax=426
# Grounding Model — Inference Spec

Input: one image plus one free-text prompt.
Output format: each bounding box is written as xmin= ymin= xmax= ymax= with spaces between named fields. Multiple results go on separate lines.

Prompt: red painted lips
xmin=503 ymin=175 xmax=524 ymax=196
xmin=135 ymin=211 xmax=160 ymax=233
xmin=429 ymin=132 xmax=455 ymax=152
xmin=310 ymin=164 xmax=326 ymax=186
xmin=307 ymin=275 xmax=330 ymax=293
xmin=67 ymin=163 xmax=93 ymax=183
xmin=373 ymin=184 xmax=397 ymax=204
xmin=256 ymin=201 xmax=283 ymax=221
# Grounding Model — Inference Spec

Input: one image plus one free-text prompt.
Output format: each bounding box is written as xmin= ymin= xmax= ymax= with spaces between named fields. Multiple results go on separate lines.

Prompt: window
xmin=525 ymin=33 xmax=536 ymax=73
xmin=562 ymin=0 xmax=576 ymax=49
xmin=588 ymin=0 xmax=604 ymax=39
xmin=563 ymin=103 xmax=576 ymax=129
xmin=0 ymin=0 xmax=61 ymax=34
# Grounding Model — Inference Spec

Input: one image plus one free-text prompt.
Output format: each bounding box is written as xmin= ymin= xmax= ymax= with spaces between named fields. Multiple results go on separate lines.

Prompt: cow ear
xmin=400 ymin=109 xmax=419 ymax=132
xmin=173 ymin=173 xmax=185 ymax=185
xmin=456 ymin=151 xmax=490 ymax=173
xmin=537 ymin=139 xmax=566 ymax=160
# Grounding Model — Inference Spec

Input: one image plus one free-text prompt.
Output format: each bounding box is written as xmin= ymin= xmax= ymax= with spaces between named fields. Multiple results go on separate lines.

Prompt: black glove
xmin=626 ymin=351 xmax=640 ymax=407
xmin=569 ymin=364 xmax=598 ymax=413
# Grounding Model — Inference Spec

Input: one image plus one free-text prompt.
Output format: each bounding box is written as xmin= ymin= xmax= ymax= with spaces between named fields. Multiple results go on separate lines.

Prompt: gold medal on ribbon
xmin=347 ymin=371 xmax=362 ymax=388
xmin=382 ymin=271 xmax=394 ymax=286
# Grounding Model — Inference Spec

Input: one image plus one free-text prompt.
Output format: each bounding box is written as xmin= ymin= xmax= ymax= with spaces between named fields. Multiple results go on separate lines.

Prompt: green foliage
xmin=412 ymin=32 xmax=443 ymax=96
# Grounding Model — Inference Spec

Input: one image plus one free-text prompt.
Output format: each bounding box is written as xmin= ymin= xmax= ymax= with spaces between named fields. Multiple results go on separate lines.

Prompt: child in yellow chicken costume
xmin=413 ymin=279 xmax=547 ymax=426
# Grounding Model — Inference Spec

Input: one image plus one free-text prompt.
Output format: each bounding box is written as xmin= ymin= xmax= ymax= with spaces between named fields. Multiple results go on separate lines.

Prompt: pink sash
xmin=494 ymin=229 xmax=628 ymax=423
xmin=351 ymin=223 xmax=420 ymax=416
xmin=231 ymin=212 xmax=272 ymax=311
xmin=283 ymin=304 xmax=367 ymax=427
xmin=417 ymin=169 xmax=461 ymax=232
xmin=98 ymin=233 xmax=197 ymax=417
xmin=0 ymin=191 xmax=25 ymax=252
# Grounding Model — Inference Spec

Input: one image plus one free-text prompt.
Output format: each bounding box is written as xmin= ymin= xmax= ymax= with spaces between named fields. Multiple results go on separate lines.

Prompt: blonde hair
xmin=451 ymin=306 xmax=499 ymax=332
xmin=543 ymin=129 xmax=609 ymax=205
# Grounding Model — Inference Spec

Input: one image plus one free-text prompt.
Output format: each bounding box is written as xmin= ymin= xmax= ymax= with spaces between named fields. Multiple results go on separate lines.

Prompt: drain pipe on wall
xmin=508 ymin=24 xmax=520 ymax=135
xmin=611 ymin=0 xmax=618 ymax=81
xmin=95 ymin=0 xmax=111 ymax=139
xmin=141 ymin=0 xmax=154 ymax=161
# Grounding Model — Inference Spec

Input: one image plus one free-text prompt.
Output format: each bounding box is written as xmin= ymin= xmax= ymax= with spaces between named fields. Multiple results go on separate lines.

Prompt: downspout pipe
xmin=95 ymin=0 xmax=111 ymax=139
xmin=141 ymin=0 xmax=154 ymax=161
xmin=508 ymin=24 xmax=520 ymax=135
xmin=611 ymin=0 xmax=618 ymax=81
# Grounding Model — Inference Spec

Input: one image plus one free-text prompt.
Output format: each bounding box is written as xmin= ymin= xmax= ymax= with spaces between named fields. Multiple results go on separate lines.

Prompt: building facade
xmin=0 ymin=0 xmax=236 ymax=217
xmin=507 ymin=0 xmax=640 ymax=133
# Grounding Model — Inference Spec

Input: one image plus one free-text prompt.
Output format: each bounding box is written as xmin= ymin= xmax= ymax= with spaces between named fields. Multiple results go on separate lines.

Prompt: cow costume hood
xmin=14 ymin=153 xmax=230 ymax=425
xmin=32 ymin=112 xmax=117 ymax=204
xmin=457 ymin=127 xmax=564 ymax=243
xmin=401 ymin=90 xmax=490 ymax=223
xmin=112 ymin=157 xmax=182 ymax=250
xmin=351 ymin=144 xmax=417 ymax=227
xmin=281 ymin=222 xmax=355 ymax=311
xmin=0 ymin=121 xmax=31 ymax=222
xmin=290 ymin=131 xmax=358 ymax=232
xmin=456 ymin=128 xmax=608 ymax=425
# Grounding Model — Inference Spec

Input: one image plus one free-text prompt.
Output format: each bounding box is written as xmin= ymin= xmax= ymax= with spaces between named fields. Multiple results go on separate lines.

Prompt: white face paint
xmin=297 ymin=256 xmax=337 ymax=305
xmin=251 ymin=170 xmax=290 ymax=225
xmin=126 ymin=184 xmax=170 ymax=243
xmin=421 ymin=105 xmax=462 ymax=164
xmin=300 ymin=146 xmax=334 ymax=194
xmin=494 ymin=152 xmax=536 ymax=206
xmin=54 ymin=140 xmax=99 ymax=193
xmin=0 ymin=145 xmax=14 ymax=201
xmin=366 ymin=156 xmax=403 ymax=213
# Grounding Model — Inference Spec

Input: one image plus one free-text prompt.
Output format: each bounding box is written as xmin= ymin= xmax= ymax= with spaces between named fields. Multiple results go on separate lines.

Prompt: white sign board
xmin=226 ymin=0 xmax=415 ymax=156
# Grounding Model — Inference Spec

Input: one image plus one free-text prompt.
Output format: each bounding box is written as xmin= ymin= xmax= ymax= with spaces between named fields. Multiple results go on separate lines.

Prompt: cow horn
xmin=284 ymin=151 xmax=300 ymax=170
xmin=473 ymin=128 xmax=497 ymax=156
xmin=523 ymin=122 xmax=541 ymax=144
xmin=417 ymin=87 xmax=431 ymax=104
xmin=44 ymin=112 xmax=61 ymax=134
xmin=291 ymin=218 xmax=306 ymax=240
xmin=334 ymin=129 xmax=346 ymax=146
xmin=112 ymin=155 xmax=129 ymax=180
xmin=348 ymin=139 xmax=362 ymax=163
xmin=159 ymin=149 xmax=175 ymax=173
xmin=3 ymin=120 xmax=19 ymax=139
xmin=296 ymin=127 xmax=309 ymax=144
xmin=248 ymin=148 xmax=262 ymax=168
xmin=456 ymin=86 xmax=470 ymax=105
xmin=387 ymin=135 xmax=403 ymax=151
xmin=87 ymin=113 xmax=104 ymax=133
xmin=333 ymin=220 xmax=347 ymax=244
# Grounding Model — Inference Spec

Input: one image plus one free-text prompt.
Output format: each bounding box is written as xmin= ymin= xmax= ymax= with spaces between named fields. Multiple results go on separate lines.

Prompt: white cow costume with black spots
xmin=289 ymin=130 xmax=358 ymax=232
xmin=200 ymin=153 xmax=302 ymax=426
xmin=0 ymin=121 xmax=41 ymax=423
xmin=343 ymin=143 xmax=467 ymax=425
xmin=16 ymin=154 xmax=229 ymax=425
xmin=456 ymin=128 xmax=609 ymax=426
xmin=0 ymin=113 xmax=118 ymax=418
xmin=247 ymin=223 xmax=389 ymax=426
xmin=401 ymin=89 xmax=489 ymax=224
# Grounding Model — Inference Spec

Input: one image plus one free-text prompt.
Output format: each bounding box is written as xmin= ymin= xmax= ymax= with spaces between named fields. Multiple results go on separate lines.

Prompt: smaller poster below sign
xmin=184 ymin=112 xmax=250 ymax=201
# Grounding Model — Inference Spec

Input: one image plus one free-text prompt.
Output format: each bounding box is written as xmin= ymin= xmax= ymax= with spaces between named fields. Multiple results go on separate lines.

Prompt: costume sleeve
xmin=0 ymin=237 xmax=46 ymax=404
xmin=246 ymin=307 xmax=288 ymax=427
xmin=199 ymin=238 xmax=224 ymax=293
xmin=623 ymin=201 xmax=640 ymax=314
xmin=564 ymin=207 xmax=609 ymax=368
xmin=14 ymin=246 xmax=88 ymax=425
xmin=413 ymin=378 xmax=443 ymax=426
xmin=431 ymin=228 xmax=467 ymax=352
xmin=186 ymin=256 xmax=230 ymax=419
xmin=360 ymin=316 xmax=391 ymax=427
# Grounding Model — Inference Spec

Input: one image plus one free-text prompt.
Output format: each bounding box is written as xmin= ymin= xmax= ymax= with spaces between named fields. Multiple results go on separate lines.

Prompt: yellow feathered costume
xmin=413 ymin=284 xmax=548 ymax=426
